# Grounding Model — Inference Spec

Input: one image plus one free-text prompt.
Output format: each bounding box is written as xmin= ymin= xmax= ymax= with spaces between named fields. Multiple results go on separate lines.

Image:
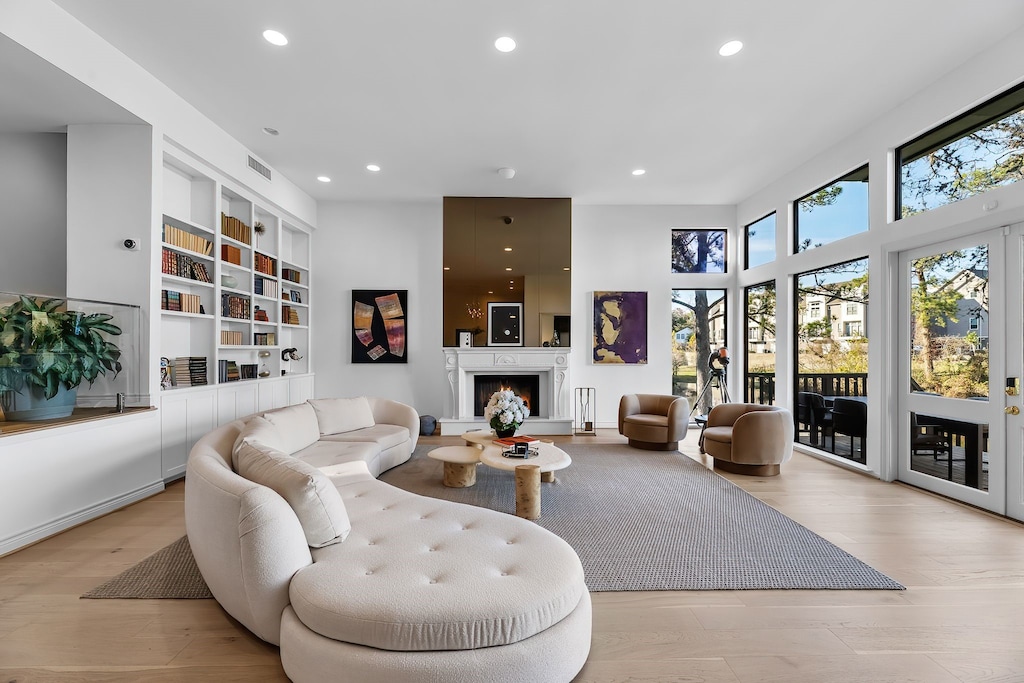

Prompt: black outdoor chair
xmin=831 ymin=398 xmax=866 ymax=460
xmin=797 ymin=391 xmax=833 ymax=449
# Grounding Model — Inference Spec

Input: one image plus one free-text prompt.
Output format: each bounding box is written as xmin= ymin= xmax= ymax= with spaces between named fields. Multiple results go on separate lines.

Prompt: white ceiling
xmin=41 ymin=1 xmax=1024 ymax=204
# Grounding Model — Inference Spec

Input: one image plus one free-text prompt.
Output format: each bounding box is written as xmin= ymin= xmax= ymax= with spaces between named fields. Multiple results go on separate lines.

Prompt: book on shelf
xmin=492 ymin=435 xmax=539 ymax=447
xmin=281 ymin=305 xmax=301 ymax=325
xmin=217 ymin=360 xmax=260 ymax=382
xmin=162 ymin=249 xmax=212 ymax=284
xmin=220 ymin=330 xmax=243 ymax=345
xmin=161 ymin=289 xmax=202 ymax=314
xmin=254 ymin=252 xmax=277 ymax=276
xmin=254 ymin=276 xmax=279 ymax=299
xmin=253 ymin=306 xmax=270 ymax=322
xmin=162 ymin=223 xmax=212 ymax=255
xmin=173 ymin=356 xmax=208 ymax=387
xmin=221 ymin=293 xmax=251 ymax=319
xmin=221 ymin=244 xmax=243 ymax=266
xmin=253 ymin=332 xmax=277 ymax=345
xmin=282 ymin=268 xmax=302 ymax=284
xmin=221 ymin=213 xmax=251 ymax=245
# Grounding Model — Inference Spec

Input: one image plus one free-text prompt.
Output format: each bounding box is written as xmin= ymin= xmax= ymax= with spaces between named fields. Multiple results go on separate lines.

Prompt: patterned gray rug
xmin=381 ymin=443 xmax=905 ymax=591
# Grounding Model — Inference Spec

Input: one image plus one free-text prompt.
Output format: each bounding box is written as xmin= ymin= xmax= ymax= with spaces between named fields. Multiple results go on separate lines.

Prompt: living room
xmin=4 ymin=2 xmax=1024 ymax=681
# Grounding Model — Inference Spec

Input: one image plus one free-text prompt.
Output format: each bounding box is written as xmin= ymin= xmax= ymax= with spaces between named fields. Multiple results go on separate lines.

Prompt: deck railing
xmin=744 ymin=372 xmax=868 ymax=404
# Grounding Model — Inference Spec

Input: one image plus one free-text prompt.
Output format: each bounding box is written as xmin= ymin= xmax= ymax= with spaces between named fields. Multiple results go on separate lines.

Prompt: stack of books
xmin=221 ymin=213 xmax=251 ymax=244
xmin=173 ymin=356 xmax=208 ymax=387
xmin=492 ymin=435 xmax=539 ymax=447
xmin=282 ymin=268 xmax=302 ymax=284
xmin=253 ymin=332 xmax=277 ymax=345
xmin=217 ymin=360 xmax=260 ymax=382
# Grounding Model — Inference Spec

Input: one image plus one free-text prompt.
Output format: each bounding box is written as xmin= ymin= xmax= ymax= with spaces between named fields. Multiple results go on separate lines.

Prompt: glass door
xmin=897 ymin=228 xmax=1012 ymax=515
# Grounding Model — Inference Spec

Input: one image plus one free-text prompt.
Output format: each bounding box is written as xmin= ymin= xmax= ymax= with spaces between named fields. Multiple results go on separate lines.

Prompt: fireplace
xmin=474 ymin=374 xmax=541 ymax=417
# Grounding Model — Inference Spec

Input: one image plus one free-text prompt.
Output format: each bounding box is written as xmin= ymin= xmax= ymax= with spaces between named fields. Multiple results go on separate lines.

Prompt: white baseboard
xmin=0 ymin=481 xmax=165 ymax=557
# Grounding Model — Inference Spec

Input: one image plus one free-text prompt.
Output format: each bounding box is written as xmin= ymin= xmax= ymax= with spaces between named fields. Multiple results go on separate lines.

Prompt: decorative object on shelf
xmin=281 ymin=347 xmax=303 ymax=362
xmin=484 ymin=388 xmax=530 ymax=438
xmin=221 ymin=273 xmax=238 ymax=289
xmin=487 ymin=302 xmax=523 ymax=347
xmin=466 ymin=301 xmax=483 ymax=320
xmin=352 ymin=290 xmax=408 ymax=363
xmin=258 ymin=350 xmax=271 ymax=378
xmin=254 ymin=221 xmax=265 ymax=248
xmin=160 ymin=357 xmax=172 ymax=390
xmin=0 ymin=296 xmax=122 ymax=420
xmin=594 ymin=291 xmax=648 ymax=364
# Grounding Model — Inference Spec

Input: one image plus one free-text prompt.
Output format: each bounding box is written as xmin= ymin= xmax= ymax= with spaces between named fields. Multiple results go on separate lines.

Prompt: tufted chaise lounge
xmin=186 ymin=398 xmax=592 ymax=683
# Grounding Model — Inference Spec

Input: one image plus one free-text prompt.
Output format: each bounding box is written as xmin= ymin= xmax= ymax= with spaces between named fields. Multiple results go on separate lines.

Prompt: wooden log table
xmin=478 ymin=441 xmax=571 ymax=519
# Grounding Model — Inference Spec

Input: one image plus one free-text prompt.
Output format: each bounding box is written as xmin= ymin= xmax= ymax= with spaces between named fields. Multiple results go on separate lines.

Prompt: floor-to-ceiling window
xmin=744 ymin=281 xmax=776 ymax=404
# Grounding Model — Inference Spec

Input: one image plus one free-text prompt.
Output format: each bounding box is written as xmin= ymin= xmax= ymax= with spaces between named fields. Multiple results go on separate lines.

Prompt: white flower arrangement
xmin=484 ymin=389 xmax=530 ymax=434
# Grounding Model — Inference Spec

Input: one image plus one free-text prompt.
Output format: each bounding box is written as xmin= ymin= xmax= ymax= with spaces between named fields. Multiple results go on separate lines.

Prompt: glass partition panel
xmin=0 ymin=292 xmax=144 ymax=424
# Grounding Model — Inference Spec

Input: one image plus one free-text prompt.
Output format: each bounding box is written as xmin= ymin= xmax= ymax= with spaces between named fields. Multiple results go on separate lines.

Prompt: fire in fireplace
xmin=474 ymin=374 xmax=541 ymax=418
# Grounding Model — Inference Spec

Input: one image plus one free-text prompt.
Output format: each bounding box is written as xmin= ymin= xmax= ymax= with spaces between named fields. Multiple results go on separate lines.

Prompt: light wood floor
xmin=3 ymin=430 xmax=1024 ymax=682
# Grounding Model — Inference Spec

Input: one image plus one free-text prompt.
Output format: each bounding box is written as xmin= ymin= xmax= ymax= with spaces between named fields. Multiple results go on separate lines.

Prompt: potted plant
xmin=0 ymin=296 xmax=123 ymax=421
xmin=484 ymin=388 xmax=530 ymax=438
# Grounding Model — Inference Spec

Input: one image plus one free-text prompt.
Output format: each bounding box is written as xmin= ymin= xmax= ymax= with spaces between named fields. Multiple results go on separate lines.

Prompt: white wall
xmin=0 ymin=132 xmax=66 ymax=296
xmin=313 ymin=201 xmax=445 ymax=418
xmin=571 ymin=204 xmax=737 ymax=427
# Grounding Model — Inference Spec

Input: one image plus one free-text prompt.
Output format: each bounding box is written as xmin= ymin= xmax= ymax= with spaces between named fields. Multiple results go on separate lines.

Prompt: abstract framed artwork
xmin=487 ymin=302 xmax=523 ymax=346
xmin=352 ymin=290 xmax=408 ymax=363
xmin=593 ymin=291 xmax=648 ymax=364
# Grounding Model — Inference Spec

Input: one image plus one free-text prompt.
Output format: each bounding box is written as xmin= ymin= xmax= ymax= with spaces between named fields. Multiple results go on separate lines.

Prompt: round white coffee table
xmin=427 ymin=445 xmax=481 ymax=487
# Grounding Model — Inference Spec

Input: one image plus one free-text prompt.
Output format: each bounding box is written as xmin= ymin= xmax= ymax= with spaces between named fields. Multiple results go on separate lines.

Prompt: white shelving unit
xmin=158 ymin=149 xmax=315 ymax=479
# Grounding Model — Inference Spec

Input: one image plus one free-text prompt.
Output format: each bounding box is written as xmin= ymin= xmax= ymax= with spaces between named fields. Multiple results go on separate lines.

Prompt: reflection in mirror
xmin=443 ymin=197 xmax=570 ymax=347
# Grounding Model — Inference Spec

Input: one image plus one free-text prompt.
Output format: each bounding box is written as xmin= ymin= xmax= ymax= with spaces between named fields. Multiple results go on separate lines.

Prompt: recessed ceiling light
xmin=504 ymin=247 xmax=513 ymax=252
xmin=509 ymin=286 xmax=514 ymax=290
xmin=509 ymin=280 xmax=514 ymax=284
xmin=366 ymin=164 xmax=381 ymax=172
xmin=488 ymin=290 xmax=494 ymax=294
xmin=316 ymin=176 xmax=331 ymax=183
xmin=497 ymin=167 xmax=516 ymax=179
xmin=718 ymin=40 xmax=743 ymax=57
xmin=262 ymin=127 xmax=279 ymax=136
xmin=505 ymin=267 xmax=513 ymax=271
xmin=563 ymin=267 xmax=570 ymax=271
xmin=632 ymin=169 xmax=646 ymax=176
xmin=444 ymin=267 xmax=450 ymax=271
xmin=494 ymin=36 xmax=516 ymax=53
xmin=263 ymin=29 xmax=288 ymax=46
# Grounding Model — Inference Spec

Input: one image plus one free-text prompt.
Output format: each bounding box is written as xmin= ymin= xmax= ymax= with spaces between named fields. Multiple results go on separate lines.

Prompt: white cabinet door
xmin=217 ymin=382 xmax=259 ymax=425
xmin=289 ymin=374 xmax=315 ymax=403
xmin=160 ymin=388 xmax=216 ymax=480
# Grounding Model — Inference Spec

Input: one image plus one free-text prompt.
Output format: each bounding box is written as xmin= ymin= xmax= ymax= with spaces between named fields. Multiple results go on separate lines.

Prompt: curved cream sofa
xmin=185 ymin=397 xmax=592 ymax=683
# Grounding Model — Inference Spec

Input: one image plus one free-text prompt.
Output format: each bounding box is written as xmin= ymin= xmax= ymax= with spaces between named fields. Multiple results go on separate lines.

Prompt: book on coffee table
xmin=492 ymin=435 xmax=539 ymax=447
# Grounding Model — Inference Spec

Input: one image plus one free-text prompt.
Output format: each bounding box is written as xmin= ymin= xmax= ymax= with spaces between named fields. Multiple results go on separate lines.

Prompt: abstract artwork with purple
xmin=593 ymin=291 xmax=648 ymax=364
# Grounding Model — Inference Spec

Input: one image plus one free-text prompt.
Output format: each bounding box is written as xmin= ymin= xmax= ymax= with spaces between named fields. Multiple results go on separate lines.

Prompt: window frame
xmin=793 ymin=165 xmax=870 ymax=254
xmin=744 ymin=212 xmax=777 ymax=270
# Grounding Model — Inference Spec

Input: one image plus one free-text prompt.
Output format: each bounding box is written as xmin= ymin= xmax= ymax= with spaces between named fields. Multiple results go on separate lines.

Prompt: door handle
xmin=1006 ymin=406 xmax=1020 ymax=415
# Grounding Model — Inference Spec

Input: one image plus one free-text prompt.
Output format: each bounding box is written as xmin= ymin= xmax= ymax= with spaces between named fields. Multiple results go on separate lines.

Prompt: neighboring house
xmin=928 ymin=268 xmax=989 ymax=348
xmin=797 ymin=286 xmax=868 ymax=344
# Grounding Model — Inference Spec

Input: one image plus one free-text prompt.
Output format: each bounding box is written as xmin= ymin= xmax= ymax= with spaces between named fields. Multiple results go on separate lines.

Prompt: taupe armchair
xmin=701 ymin=403 xmax=794 ymax=476
xmin=618 ymin=394 xmax=690 ymax=451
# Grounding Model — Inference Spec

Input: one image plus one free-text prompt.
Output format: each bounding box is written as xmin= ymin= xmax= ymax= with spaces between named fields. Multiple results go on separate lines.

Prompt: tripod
xmin=690 ymin=366 xmax=731 ymax=416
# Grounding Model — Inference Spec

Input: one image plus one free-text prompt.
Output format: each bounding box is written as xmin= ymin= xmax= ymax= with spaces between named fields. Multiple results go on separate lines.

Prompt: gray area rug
xmin=81 ymin=535 xmax=212 ymax=599
xmin=381 ymin=443 xmax=905 ymax=591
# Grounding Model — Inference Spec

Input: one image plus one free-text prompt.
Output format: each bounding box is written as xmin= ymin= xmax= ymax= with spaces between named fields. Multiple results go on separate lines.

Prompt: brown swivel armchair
xmin=701 ymin=403 xmax=794 ymax=476
xmin=618 ymin=394 xmax=691 ymax=450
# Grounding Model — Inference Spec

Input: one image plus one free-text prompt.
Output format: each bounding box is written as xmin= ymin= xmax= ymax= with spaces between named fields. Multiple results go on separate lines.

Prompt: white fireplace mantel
xmin=439 ymin=348 xmax=572 ymax=435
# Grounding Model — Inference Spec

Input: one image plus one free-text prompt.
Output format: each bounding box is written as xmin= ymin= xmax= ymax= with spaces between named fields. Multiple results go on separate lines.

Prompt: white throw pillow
xmin=231 ymin=415 xmax=287 ymax=471
xmin=262 ymin=402 xmax=321 ymax=453
xmin=234 ymin=440 xmax=351 ymax=548
xmin=308 ymin=397 xmax=376 ymax=436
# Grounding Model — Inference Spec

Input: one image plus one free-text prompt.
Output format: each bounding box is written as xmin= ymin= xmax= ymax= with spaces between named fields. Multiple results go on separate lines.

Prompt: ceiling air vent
xmin=248 ymin=155 xmax=272 ymax=181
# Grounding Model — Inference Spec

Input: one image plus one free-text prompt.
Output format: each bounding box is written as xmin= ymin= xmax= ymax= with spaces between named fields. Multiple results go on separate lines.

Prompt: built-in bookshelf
xmin=160 ymin=152 xmax=313 ymax=389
